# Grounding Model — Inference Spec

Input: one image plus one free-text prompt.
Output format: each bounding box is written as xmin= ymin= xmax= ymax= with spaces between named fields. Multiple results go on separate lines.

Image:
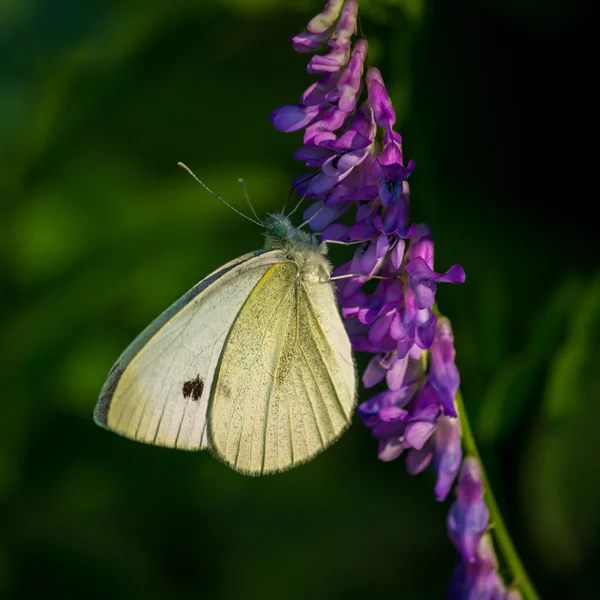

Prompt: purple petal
xmin=346 ymin=102 xmax=375 ymax=141
xmin=408 ymin=275 xmax=436 ymax=310
xmin=381 ymin=277 xmax=404 ymax=304
xmin=338 ymin=248 xmax=369 ymax=297
xmin=379 ymin=157 xmax=415 ymax=181
xmin=433 ymin=416 xmax=462 ymax=501
xmin=415 ymin=309 xmax=437 ymax=350
xmin=302 ymin=199 xmax=349 ymax=231
xmin=408 ymin=345 xmax=422 ymax=360
xmin=327 ymin=182 xmax=379 ymax=203
xmin=359 ymin=387 xmax=412 ymax=423
xmin=308 ymin=47 xmax=351 ymax=74
xmin=337 ymin=38 xmax=368 ymax=112
xmin=304 ymin=166 xmax=342 ymax=198
xmin=374 ymin=188 xmax=411 ymax=235
xmin=378 ymin=437 xmax=404 ymax=461
xmin=339 ymin=289 xmax=370 ymax=319
xmin=347 ymin=220 xmax=378 ymax=240
xmin=404 ymin=419 xmax=438 ymax=450
xmin=396 ymin=338 xmax=414 ymax=359
xmin=356 ymin=199 xmax=380 ymax=222
xmin=378 ymin=140 xmax=403 ymax=167
xmin=301 ymin=72 xmax=340 ymax=105
xmin=271 ymin=103 xmax=324 ymax=133
xmin=447 ymin=457 xmax=489 ymax=563
xmin=362 ymin=354 xmax=392 ymax=388
xmin=429 ymin=317 xmax=460 ymax=417
xmin=412 ymin=382 xmax=439 ymax=413
xmin=375 ymin=234 xmax=390 ymax=260
xmin=304 ymin=105 xmax=349 ymax=143
xmin=389 ymin=302 xmax=415 ymax=345
xmin=333 ymin=130 xmax=372 ymax=151
xmin=366 ymin=67 xmax=397 ymax=136
xmin=291 ymin=30 xmax=331 ymax=53
xmin=406 ymin=443 xmax=434 ymax=475
xmin=447 ymin=534 xmax=504 ymax=600
xmin=445 ymin=264 xmax=467 ymax=283
xmin=406 ymin=256 xmax=466 ymax=286
xmin=306 ymin=0 xmax=345 ymax=34
xmin=307 ymin=0 xmax=357 ymax=74
xmin=404 ymin=254 xmax=465 ymax=311
xmin=321 ymin=222 xmax=349 ymax=242
xmin=369 ymin=311 xmax=395 ymax=345
xmin=294 ymin=145 xmax=335 ymax=166
xmin=379 ymin=405 xmax=406 ymax=421
xmin=335 ymin=147 xmax=371 ymax=176
xmin=312 ymin=131 xmax=338 ymax=147
xmin=407 ymin=223 xmax=434 ymax=264
xmin=358 ymin=302 xmax=387 ymax=326
xmin=391 ymin=238 xmax=405 ymax=268
xmin=386 ymin=354 xmax=409 ymax=390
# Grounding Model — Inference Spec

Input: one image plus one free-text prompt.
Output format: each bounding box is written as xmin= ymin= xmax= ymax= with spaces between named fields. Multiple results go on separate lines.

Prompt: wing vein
xmin=220 ymin=278 xmax=293 ymax=468
xmin=301 ymin=286 xmax=349 ymax=420
xmin=128 ymin=305 xmax=198 ymax=441
xmin=292 ymin=282 xmax=311 ymax=454
xmin=258 ymin=282 xmax=295 ymax=472
xmin=299 ymin=343 xmax=335 ymax=438
xmin=291 ymin=366 xmax=310 ymax=456
xmin=286 ymin=283 xmax=301 ymax=467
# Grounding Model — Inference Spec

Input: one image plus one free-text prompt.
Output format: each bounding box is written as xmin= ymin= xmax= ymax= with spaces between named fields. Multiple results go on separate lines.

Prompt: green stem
xmin=455 ymin=389 xmax=540 ymax=600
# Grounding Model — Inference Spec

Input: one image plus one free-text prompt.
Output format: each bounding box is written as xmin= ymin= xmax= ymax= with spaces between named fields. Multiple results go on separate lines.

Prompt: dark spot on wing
xmin=182 ymin=375 xmax=204 ymax=401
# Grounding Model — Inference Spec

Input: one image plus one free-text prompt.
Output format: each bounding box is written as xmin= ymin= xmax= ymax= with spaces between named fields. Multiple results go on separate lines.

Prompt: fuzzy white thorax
xmin=263 ymin=213 xmax=331 ymax=282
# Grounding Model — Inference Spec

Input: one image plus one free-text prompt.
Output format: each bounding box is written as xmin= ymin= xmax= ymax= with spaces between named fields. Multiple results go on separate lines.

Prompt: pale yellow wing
xmin=94 ymin=250 xmax=285 ymax=450
xmin=209 ymin=261 xmax=356 ymax=474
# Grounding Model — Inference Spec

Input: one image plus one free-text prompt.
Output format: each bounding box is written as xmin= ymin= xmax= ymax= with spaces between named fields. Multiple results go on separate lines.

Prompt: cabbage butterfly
xmin=94 ymin=175 xmax=356 ymax=475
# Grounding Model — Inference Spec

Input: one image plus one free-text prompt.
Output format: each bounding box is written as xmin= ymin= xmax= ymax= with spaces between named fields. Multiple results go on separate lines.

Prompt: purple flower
xmin=447 ymin=457 xmax=489 ymax=563
xmin=269 ymin=4 xmax=532 ymax=599
xmin=368 ymin=400 xmax=441 ymax=462
xmin=447 ymin=534 xmax=508 ymax=600
xmin=404 ymin=224 xmax=466 ymax=309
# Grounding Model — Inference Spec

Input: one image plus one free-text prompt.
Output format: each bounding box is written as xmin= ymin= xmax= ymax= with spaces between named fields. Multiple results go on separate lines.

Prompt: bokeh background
xmin=1 ymin=0 xmax=597 ymax=598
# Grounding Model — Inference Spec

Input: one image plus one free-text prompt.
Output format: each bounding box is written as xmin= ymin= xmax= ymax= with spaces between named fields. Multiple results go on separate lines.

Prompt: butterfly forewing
xmin=94 ymin=250 xmax=285 ymax=450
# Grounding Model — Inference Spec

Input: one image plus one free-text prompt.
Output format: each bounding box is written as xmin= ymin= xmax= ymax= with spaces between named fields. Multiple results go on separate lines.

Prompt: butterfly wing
xmin=209 ymin=261 xmax=356 ymax=474
xmin=94 ymin=250 xmax=285 ymax=450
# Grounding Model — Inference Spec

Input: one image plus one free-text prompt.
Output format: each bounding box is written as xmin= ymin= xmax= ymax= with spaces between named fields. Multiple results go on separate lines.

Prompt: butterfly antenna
xmin=286 ymin=171 xmax=320 ymax=218
xmin=298 ymin=201 xmax=325 ymax=229
xmin=177 ymin=162 xmax=262 ymax=227
xmin=237 ymin=178 xmax=263 ymax=224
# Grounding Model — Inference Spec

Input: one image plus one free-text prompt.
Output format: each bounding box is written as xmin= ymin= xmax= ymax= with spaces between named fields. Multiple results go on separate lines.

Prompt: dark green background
xmin=1 ymin=0 xmax=597 ymax=598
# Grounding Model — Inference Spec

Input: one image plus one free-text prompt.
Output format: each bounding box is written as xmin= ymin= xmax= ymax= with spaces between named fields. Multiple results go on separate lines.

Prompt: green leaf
xmin=543 ymin=273 xmax=600 ymax=421
xmin=476 ymin=277 xmax=582 ymax=443
xmin=523 ymin=272 xmax=600 ymax=570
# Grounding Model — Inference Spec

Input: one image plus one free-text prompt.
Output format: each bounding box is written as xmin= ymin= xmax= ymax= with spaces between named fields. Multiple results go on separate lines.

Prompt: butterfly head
xmin=264 ymin=213 xmax=330 ymax=281
xmin=264 ymin=213 xmax=313 ymax=248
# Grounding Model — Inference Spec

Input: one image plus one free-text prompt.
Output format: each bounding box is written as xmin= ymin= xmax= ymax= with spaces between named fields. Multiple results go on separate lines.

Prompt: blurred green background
xmin=1 ymin=0 xmax=597 ymax=597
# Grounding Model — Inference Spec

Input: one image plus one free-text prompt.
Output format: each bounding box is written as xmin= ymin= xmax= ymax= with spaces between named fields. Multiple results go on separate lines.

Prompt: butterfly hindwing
xmin=209 ymin=261 xmax=356 ymax=474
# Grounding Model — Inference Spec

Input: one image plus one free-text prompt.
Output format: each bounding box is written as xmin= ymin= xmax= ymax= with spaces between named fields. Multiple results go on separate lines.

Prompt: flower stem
xmin=455 ymin=389 xmax=540 ymax=600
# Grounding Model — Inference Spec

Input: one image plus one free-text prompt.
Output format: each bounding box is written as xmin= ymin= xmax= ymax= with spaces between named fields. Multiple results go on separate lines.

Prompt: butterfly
xmin=94 ymin=183 xmax=357 ymax=475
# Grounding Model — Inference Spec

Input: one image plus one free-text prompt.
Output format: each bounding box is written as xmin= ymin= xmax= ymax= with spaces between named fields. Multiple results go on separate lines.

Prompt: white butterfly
xmin=94 ymin=201 xmax=357 ymax=475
